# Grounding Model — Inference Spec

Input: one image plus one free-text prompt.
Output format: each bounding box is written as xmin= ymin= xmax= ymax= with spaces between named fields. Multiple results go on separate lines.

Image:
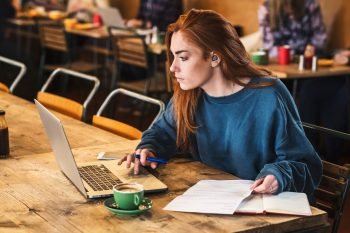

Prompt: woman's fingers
xmin=134 ymin=149 xmax=157 ymax=174
xmin=117 ymin=149 xmax=158 ymax=175
xmin=117 ymin=152 xmax=134 ymax=168
xmin=250 ymin=177 xmax=264 ymax=190
xmin=133 ymin=154 xmax=141 ymax=175
xmin=252 ymin=175 xmax=278 ymax=194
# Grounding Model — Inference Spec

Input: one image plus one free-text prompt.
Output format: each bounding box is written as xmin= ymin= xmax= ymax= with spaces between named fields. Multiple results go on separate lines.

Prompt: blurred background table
xmin=263 ymin=62 xmax=350 ymax=98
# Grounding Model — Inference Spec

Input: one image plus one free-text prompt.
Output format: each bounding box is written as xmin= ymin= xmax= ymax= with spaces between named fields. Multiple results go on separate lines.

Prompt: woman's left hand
xmin=251 ymin=175 xmax=278 ymax=194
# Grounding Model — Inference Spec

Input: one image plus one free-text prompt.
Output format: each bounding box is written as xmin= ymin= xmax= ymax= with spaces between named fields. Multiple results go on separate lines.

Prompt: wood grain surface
xmin=0 ymin=92 xmax=329 ymax=233
xmin=0 ymin=92 xmax=127 ymax=157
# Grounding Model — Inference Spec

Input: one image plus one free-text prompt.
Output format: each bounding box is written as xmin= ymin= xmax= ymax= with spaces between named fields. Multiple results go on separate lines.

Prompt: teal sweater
xmin=137 ymin=77 xmax=322 ymax=198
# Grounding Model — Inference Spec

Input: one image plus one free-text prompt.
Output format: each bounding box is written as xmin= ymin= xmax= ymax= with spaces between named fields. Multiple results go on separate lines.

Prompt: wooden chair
xmin=92 ymin=88 xmax=165 ymax=140
xmin=37 ymin=68 xmax=100 ymax=121
xmin=37 ymin=21 xmax=100 ymax=87
xmin=302 ymin=122 xmax=350 ymax=233
xmin=315 ymin=161 xmax=350 ymax=233
xmin=0 ymin=56 xmax=26 ymax=93
xmin=108 ymin=26 xmax=167 ymax=96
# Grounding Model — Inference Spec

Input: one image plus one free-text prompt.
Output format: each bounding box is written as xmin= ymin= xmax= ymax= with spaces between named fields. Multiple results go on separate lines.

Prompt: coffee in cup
xmin=251 ymin=51 xmax=268 ymax=65
xmin=113 ymin=183 xmax=144 ymax=210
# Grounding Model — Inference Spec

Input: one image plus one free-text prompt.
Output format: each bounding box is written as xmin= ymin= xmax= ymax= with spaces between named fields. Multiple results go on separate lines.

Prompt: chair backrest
xmin=0 ymin=56 xmax=27 ymax=93
xmin=38 ymin=22 xmax=68 ymax=52
xmin=92 ymin=88 xmax=165 ymax=139
xmin=108 ymin=26 xmax=149 ymax=69
xmin=37 ymin=68 xmax=100 ymax=121
xmin=315 ymin=161 xmax=350 ymax=233
xmin=108 ymin=26 xmax=154 ymax=94
xmin=302 ymin=122 xmax=350 ymax=233
xmin=0 ymin=82 xmax=9 ymax=93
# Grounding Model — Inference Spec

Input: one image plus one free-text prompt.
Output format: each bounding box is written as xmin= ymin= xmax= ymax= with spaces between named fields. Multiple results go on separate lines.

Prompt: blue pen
xmin=135 ymin=154 xmax=168 ymax=164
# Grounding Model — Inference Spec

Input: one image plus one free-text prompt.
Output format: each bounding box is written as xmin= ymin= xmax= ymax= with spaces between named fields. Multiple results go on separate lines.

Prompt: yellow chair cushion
xmin=92 ymin=115 xmax=142 ymax=140
xmin=0 ymin=82 xmax=10 ymax=93
xmin=37 ymin=92 xmax=83 ymax=120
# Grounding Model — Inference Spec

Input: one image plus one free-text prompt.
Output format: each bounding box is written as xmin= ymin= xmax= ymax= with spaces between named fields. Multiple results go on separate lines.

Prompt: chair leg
xmin=144 ymin=78 xmax=152 ymax=96
xmin=37 ymin=51 xmax=46 ymax=91
xmin=110 ymin=60 xmax=119 ymax=91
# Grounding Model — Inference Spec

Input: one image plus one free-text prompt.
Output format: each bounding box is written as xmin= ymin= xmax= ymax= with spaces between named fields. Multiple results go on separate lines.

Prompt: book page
xmin=235 ymin=194 xmax=264 ymax=214
xmin=263 ymin=192 xmax=312 ymax=216
xmin=163 ymin=180 xmax=253 ymax=214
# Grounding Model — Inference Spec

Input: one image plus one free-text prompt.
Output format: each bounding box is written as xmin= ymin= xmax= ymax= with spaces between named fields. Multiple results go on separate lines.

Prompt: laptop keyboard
xmin=78 ymin=164 xmax=123 ymax=191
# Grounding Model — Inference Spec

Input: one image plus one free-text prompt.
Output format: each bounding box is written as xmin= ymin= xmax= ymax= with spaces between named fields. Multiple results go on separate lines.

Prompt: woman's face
xmin=169 ymin=31 xmax=215 ymax=91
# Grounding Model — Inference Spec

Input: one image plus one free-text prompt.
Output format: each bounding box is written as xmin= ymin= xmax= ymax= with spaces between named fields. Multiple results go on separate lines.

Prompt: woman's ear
xmin=211 ymin=54 xmax=220 ymax=67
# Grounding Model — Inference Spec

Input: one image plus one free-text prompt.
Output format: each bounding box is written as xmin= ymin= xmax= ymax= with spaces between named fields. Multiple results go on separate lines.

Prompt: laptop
xmin=97 ymin=7 xmax=126 ymax=28
xmin=34 ymin=99 xmax=167 ymax=199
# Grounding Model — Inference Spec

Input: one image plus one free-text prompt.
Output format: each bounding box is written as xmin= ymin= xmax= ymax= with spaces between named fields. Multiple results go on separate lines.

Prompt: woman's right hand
xmin=117 ymin=148 xmax=158 ymax=175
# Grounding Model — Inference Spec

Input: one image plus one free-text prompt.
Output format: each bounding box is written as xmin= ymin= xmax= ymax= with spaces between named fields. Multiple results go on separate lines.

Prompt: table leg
xmin=292 ymin=79 xmax=298 ymax=99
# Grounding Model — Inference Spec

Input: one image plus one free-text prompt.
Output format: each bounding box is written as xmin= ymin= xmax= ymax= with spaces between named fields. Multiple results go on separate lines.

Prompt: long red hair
xmin=165 ymin=9 xmax=273 ymax=151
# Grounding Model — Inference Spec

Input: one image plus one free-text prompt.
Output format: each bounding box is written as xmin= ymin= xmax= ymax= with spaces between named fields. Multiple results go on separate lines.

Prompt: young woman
xmin=118 ymin=9 xmax=322 ymax=199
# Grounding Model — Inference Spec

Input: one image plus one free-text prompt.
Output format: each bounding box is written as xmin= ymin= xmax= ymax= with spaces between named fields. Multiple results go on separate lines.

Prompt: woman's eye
xmin=179 ymin=57 xmax=188 ymax=61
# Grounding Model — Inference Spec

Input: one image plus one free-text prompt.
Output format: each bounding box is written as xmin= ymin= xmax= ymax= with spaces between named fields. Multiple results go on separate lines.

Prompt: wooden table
xmin=0 ymin=92 xmax=126 ymax=156
xmin=0 ymin=93 xmax=330 ymax=233
xmin=264 ymin=62 xmax=350 ymax=79
xmin=65 ymin=26 xmax=166 ymax=55
xmin=263 ymin=62 xmax=350 ymax=97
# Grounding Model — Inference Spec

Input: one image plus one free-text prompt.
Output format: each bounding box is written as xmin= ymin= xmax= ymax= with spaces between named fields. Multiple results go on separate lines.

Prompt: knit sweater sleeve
xmin=256 ymin=91 xmax=322 ymax=197
xmin=136 ymin=99 xmax=178 ymax=159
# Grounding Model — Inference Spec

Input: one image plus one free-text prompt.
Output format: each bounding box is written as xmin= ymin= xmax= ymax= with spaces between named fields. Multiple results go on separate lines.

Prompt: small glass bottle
xmin=298 ymin=55 xmax=305 ymax=71
xmin=312 ymin=56 xmax=318 ymax=71
xmin=0 ymin=110 xmax=9 ymax=159
xmin=304 ymin=44 xmax=315 ymax=69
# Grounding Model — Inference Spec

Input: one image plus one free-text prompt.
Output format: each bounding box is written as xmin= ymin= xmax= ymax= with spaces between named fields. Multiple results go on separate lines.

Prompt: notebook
xmin=34 ymin=99 xmax=167 ymax=199
xmin=236 ymin=192 xmax=312 ymax=216
xmin=97 ymin=7 xmax=126 ymax=28
xmin=164 ymin=180 xmax=311 ymax=216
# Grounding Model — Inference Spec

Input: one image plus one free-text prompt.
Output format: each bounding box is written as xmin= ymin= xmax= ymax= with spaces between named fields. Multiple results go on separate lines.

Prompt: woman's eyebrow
xmin=174 ymin=50 xmax=188 ymax=55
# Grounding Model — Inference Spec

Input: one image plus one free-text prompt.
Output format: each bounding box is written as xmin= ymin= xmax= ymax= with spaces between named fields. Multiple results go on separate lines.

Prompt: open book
xmin=163 ymin=180 xmax=312 ymax=216
xmin=236 ymin=192 xmax=311 ymax=215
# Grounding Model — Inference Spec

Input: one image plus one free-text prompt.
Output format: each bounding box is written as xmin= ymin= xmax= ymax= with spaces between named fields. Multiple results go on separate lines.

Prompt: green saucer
xmin=104 ymin=197 xmax=152 ymax=216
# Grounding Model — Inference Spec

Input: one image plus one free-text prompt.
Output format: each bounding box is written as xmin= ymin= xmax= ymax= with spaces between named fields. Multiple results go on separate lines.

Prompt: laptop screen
xmin=97 ymin=7 xmax=126 ymax=28
xmin=34 ymin=99 xmax=88 ymax=197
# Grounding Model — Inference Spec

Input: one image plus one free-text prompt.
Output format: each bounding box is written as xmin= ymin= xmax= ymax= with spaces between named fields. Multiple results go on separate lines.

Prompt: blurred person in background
xmin=122 ymin=0 xmax=182 ymax=82
xmin=21 ymin=0 xmax=67 ymax=11
xmin=258 ymin=0 xmax=326 ymax=57
xmin=0 ymin=0 xmax=16 ymax=54
xmin=67 ymin=0 xmax=109 ymax=13
xmin=126 ymin=0 xmax=183 ymax=31
xmin=258 ymin=0 xmax=348 ymax=162
xmin=66 ymin=0 xmax=109 ymax=22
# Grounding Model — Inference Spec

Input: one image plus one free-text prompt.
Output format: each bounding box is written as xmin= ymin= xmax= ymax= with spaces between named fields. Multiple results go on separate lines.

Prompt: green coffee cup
xmin=113 ymin=183 xmax=144 ymax=210
xmin=251 ymin=51 xmax=268 ymax=65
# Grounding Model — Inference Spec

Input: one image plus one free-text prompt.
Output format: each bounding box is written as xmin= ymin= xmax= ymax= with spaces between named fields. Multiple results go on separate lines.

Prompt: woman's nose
xmin=170 ymin=60 xmax=177 ymax=72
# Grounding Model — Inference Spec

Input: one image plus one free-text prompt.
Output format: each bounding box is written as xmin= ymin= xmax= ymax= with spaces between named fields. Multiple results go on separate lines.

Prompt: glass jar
xmin=0 ymin=110 xmax=9 ymax=159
